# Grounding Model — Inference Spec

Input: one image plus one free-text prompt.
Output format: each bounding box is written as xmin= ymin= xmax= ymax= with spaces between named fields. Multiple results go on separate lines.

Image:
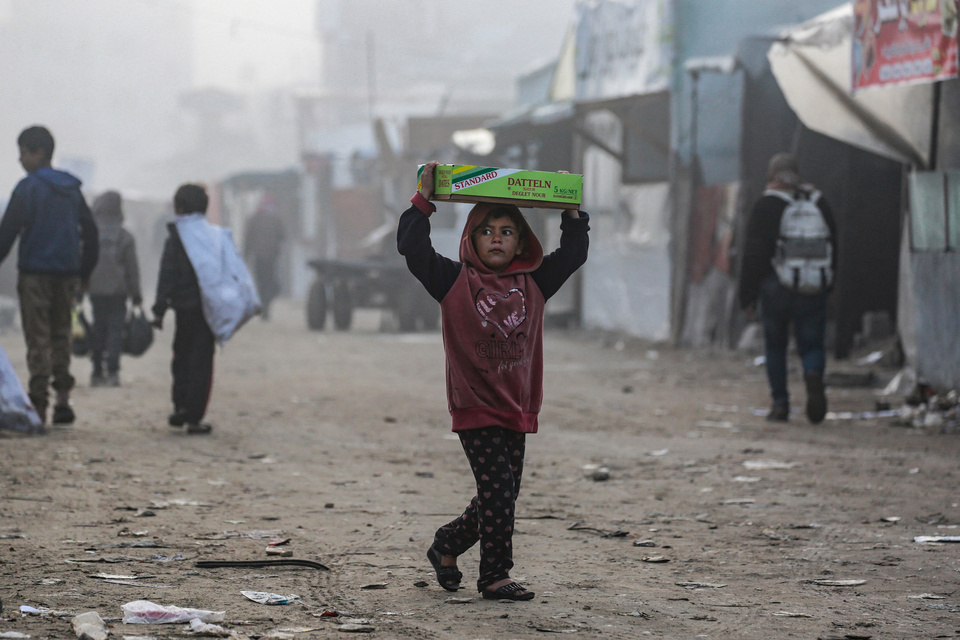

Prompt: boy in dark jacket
xmin=398 ymin=161 xmax=589 ymax=601
xmin=0 ymin=125 xmax=99 ymax=426
xmin=151 ymin=184 xmax=215 ymax=435
xmin=87 ymin=190 xmax=142 ymax=387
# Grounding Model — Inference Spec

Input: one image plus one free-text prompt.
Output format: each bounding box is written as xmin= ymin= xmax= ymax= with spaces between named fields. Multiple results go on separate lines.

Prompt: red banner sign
xmin=853 ymin=0 xmax=959 ymax=90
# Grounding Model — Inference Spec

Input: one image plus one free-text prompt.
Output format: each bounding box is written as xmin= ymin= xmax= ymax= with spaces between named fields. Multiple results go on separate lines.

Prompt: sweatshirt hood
xmin=34 ymin=166 xmax=82 ymax=195
xmin=92 ymin=190 xmax=123 ymax=225
xmin=458 ymin=202 xmax=543 ymax=275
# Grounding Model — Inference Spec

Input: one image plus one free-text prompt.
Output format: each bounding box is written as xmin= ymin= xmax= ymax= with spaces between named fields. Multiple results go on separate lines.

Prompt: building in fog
xmin=467 ymin=0 xmax=959 ymax=391
xmin=0 ymin=1 xmax=193 ymax=195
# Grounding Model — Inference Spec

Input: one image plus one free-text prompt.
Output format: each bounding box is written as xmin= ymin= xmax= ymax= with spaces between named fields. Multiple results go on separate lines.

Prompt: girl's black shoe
xmin=482 ymin=582 xmax=535 ymax=601
xmin=427 ymin=545 xmax=461 ymax=591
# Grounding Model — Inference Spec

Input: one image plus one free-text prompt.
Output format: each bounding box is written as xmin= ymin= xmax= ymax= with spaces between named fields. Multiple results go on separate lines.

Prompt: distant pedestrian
xmin=398 ymin=161 xmax=590 ymax=601
xmin=243 ymin=196 xmax=285 ymax=319
xmin=738 ymin=153 xmax=838 ymax=424
xmin=0 ymin=125 xmax=98 ymax=426
xmin=87 ymin=190 xmax=142 ymax=387
xmin=151 ymin=184 xmax=216 ymax=435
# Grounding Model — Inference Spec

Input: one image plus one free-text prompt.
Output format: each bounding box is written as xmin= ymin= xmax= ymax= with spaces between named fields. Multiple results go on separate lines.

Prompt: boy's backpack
xmin=768 ymin=189 xmax=833 ymax=295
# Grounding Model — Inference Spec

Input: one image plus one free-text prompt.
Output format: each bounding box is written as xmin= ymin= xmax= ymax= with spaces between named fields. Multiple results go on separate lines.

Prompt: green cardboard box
xmin=418 ymin=164 xmax=582 ymax=209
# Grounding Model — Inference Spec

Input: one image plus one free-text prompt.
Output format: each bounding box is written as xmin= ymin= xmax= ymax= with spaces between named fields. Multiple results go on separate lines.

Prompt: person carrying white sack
xmin=150 ymin=183 xmax=260 ymax=435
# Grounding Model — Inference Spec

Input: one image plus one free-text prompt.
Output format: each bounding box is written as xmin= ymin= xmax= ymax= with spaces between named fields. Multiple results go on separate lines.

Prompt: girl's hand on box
xmin=419 ymin=161 xmax=438 ymax=201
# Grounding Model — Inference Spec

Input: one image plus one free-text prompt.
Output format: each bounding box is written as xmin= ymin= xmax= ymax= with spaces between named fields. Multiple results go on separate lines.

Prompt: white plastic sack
xmin=0 ymin=343 xmax=43 ymax=433
xmin=121 ymin=599 xmax=225 ymax=624
xmin=176 ymin=214 xmax=261 ymax=344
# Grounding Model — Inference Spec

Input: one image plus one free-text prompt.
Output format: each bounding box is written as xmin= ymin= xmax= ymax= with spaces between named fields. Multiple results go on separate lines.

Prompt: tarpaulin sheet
xmin=768 ymin=3 xmax=934 ymax=166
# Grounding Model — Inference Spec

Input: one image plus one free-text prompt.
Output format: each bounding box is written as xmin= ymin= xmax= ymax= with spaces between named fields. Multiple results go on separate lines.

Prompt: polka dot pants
xmin=433 ymin=426 xmax=526 ymax=592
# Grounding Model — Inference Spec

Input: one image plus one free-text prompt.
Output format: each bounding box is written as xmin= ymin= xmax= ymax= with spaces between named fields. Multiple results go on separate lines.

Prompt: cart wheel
xmin=332 ymin=283 xmax=353 ymax=330
xmin=306 ymin=279 xmax=327 ymax=330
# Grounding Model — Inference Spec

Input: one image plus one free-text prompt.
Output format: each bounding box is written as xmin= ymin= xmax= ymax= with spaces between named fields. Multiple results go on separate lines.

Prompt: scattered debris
xmin=71 ymin=611 xmax=108 ymax=640
xmin=121 ymin=600 xmax=225 ymax=624
xmin=195 ymin=559 xmax=329 ymax=570
xmin=907 ymin=593 xmax=946 ymax=599
xmin=581 ymin=464 xmax=610 ymax=481
xmin=265 ymin=547 xmax=293 ymax=557
xmin=742 ymin=460 xmax=797 ymax=470
xmin=196 ymin=530 xmax=283 ymax=541
xmin=914 ymin=535 xmax=960 ymax=543
xmin=632 ymin=539 xmax=656 ymax=547
xmin=241 ymin=591 xmax=300 ymax=605
xmin=337 ymin=622 xmax=374 ymax=633
xmin=641 ymin=556 xmax=669 ymax=563
xmin=19 ymin=606 xmax=74 ymax=618
xmin=733 ymin=476 xmax=761 ymax=483
xmin=567 ymin=522 xmax=629 ymax=537
xmin=772 ymin=611 xmax=813 ymax=618
xmin=695 ymin=420 xmax=734 ymax=429
xmin=360 ymin=583 xmax=388 ymax=590
xmin=676 ymin=582 xmax=726 ymax=589
xmin=150 ymin=554 xmax=185 ymax=563
xmin=619 ymin=610 xmax=652 ymax=618
xmin=186 ymin=618 xmax=231 ymax=637
xmin=92 ymin=573 xmax=153 ymax=580
xmin=722 ymin=499 xmax=756 ymax=505
xmin=805 ymin=579 xmax=866 ymax=587
xmin=0 ymin=633 xmax=31 ymax=639
xmin=879 ymin=516 xmax=900 ymax=523
xmin=445 ymin=597 xmax=473 ymax=604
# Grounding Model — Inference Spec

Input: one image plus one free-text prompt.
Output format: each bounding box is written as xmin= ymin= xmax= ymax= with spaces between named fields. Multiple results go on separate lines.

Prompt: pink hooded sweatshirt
xmin=443 ymin=203 xmax=546 ymax=433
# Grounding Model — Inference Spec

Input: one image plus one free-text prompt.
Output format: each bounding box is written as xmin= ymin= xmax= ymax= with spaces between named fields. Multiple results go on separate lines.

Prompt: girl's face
xmin=473 ymin=214 xmax=524 ymax=273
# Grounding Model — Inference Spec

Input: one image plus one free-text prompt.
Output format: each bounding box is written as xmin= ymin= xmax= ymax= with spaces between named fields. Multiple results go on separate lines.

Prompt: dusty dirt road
xmin=1 ymin=300 xmax=959 ymax=640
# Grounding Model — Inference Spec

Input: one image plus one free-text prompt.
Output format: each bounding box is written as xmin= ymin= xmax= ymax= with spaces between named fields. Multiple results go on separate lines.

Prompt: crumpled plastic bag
xmin=239 ymin=591 xmax=299 ymax=605
xmin=0 ymin=342 xmax=43 ymax=433
xmin=187 ymin=617 xmax=231 ymax=636
xmin=121 ymin=600 xmax=225 ymax=624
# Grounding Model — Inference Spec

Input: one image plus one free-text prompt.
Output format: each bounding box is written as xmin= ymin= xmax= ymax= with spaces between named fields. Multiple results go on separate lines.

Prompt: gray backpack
xmin=768 ymin=189 xmax=833 ymax=294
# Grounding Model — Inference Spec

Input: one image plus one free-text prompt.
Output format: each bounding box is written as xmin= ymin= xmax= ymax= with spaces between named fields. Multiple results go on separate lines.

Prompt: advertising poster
xmin=853 ymin=0 xmax=959 ymax=90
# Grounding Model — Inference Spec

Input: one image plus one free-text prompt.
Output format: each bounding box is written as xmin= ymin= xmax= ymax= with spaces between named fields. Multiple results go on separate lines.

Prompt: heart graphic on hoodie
xmin=475 ymin=288 xmax=526 ymax=339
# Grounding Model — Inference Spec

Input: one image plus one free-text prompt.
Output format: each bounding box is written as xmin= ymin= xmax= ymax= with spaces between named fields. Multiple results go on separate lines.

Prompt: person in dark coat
xmin=151 ymin=184 xmax=215 ymax=435
xmin=243 ymin=196 xmax=285 ymax=319
xmin=738 ymin=153 xmax=838 ymax=424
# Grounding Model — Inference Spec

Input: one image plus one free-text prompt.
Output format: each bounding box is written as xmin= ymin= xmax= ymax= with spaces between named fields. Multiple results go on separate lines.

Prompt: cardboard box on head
xmin=418 ymin=164 xmax=582 ymax=210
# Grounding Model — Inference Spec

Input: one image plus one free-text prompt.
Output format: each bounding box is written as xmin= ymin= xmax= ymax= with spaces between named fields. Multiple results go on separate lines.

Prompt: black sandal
xmin=481 ymin=581 xmax=535 ymax=601
xmin=426 ymin=545 xmax=461 ymax=591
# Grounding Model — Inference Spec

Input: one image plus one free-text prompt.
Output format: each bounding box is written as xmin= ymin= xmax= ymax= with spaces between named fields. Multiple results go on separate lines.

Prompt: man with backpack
xmin=738 ymin=153 xmax=838 ymax=424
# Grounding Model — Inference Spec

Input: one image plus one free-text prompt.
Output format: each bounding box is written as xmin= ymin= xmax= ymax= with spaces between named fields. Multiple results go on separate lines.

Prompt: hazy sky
xmin=192 ymin=0 xmax=320 ymax=91
xmin=191 ymin=0 xmax=578 ymax=92
xmin=0 ymin=0 xmax=578 ymax=196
